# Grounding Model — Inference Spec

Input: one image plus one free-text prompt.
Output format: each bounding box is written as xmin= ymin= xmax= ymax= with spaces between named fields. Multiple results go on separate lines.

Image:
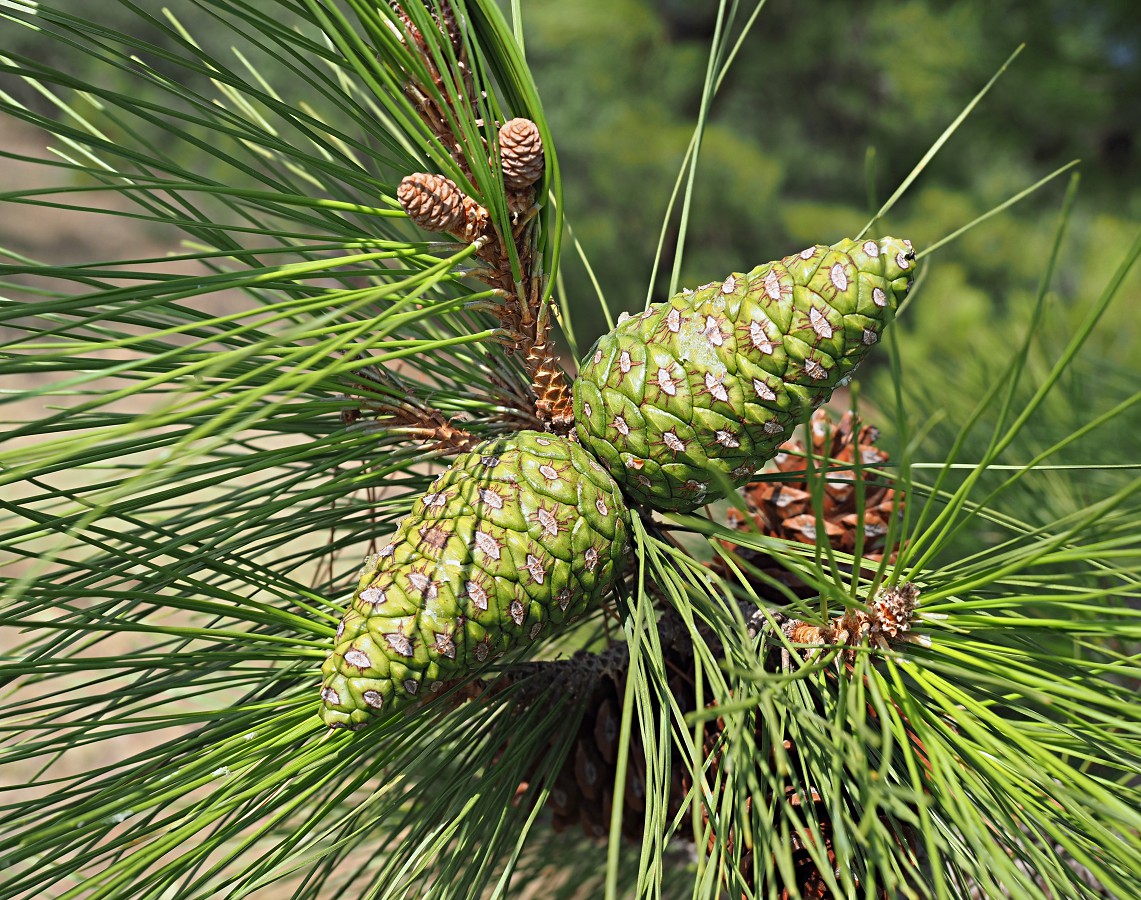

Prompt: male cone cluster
xmin=320 ymin=237 xmax=916 ymax=728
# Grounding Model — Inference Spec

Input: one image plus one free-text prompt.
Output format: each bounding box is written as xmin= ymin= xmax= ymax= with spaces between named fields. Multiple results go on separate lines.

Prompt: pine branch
xmin=385 ymin=2 xmax=574 ymax=432
xmin=0 ymin=3 xmax=1138 ymax=899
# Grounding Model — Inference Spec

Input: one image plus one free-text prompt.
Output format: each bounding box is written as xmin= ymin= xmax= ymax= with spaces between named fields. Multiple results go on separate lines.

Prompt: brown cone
xmin=499 ymin=118 xmax=545 ymax=190
xmin=541 ymin=657 xmax=688 ymax=843
xmin=397 ymin=172 xmax=467 ymax=233
xmin=719 ymin=409 xmax=902 ymax=600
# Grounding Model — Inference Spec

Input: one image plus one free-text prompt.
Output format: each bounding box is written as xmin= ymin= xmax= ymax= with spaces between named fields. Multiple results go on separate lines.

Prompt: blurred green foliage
xmin=525 ymin=0 xmax=1138 ymax=361
xmin=5 ymin=0 xmax=1138 ymax=377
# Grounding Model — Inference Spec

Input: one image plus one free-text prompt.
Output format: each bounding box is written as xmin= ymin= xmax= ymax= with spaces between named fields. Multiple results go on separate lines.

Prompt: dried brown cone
xmin=397 ymin=172 xmax=466 ymax=233
xmin=545 ymin=671 xmax=666 ymax=842
xmin=719 ymin=409 xmax=902 ymax=600
xmin=503 ymin=617 xmax=691 ymax=846
xmin=397 ymin=172 xmax=491 ymax=244
xmin=498 ymin=117 xmax=545 ymax=190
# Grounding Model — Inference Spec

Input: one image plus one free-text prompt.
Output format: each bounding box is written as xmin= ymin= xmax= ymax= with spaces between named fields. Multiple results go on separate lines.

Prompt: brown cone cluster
xmin=720 ymin=409 xmax=902 ymax=600
xmin=369 ymin=2 xmax=573 ymax=435
xmin=394 ymin=116 xmax=545 ymax=242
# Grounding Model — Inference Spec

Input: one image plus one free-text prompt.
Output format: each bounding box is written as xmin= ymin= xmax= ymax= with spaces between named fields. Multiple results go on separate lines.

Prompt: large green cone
xmin=572 ymin=237 xmax=916 ymax=513
xmin=320 ymin=431 xmax=631 ymax=729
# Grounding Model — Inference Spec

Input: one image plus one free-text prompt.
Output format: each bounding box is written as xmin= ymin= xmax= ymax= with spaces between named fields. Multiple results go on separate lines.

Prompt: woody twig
xmin=339 ymin=359 xmax=479 ymax=454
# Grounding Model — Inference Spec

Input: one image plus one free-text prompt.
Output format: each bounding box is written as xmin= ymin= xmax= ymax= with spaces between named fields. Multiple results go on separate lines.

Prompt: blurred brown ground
xmin=0 ymin=118 xmax=328 ymax=898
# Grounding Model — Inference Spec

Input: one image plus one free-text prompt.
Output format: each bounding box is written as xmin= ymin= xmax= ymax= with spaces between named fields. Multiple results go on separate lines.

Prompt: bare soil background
xmin=0 ymin=118 xmax=332 ymax=898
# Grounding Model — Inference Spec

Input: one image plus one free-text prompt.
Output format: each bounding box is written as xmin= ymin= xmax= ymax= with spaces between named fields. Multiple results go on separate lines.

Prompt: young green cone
xmin=572 ymin=236 xmax=916 ymax=512
xmin=320 ymin=431 xmax=631 ymax=729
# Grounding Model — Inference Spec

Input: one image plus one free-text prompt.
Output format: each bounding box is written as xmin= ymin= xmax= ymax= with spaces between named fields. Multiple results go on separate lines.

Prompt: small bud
xmin=436 ymin=1 xmax=463 ymax=57
xmin=872 ymin=582 xmax=921 ymax=638
xmin=498 ymin=117 xmax=545 ymax=190
xmin=389 ymin=1 xmax=463 ymax=55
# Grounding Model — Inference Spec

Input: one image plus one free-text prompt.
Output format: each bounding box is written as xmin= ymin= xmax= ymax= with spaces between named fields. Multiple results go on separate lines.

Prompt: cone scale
xmin=572 ymin=237 xmax=916 ymax=512
xmin=320 ymin=431 xmax=630 ymax=729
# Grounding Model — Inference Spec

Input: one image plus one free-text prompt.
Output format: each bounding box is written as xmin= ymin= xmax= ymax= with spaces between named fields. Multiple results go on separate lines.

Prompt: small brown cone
xmin=397 ymin=173 xmax=490 ymax=243
xmin=527 ymin=337 xmax=575 ymax=431
xmin=498 ymin=117 xmax=545 ymax=190
xmin=556 ymin=672 xmax=660 ymax=843
xmin=397 ymin=172 xmax=466 ymax=233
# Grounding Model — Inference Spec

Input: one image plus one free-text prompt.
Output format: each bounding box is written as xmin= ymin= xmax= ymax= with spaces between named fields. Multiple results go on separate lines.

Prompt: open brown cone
xmin=718 ymin=409 xmax=902 ymax=601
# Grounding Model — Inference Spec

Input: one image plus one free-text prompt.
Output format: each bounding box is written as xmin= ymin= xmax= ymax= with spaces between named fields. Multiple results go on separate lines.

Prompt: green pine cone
xmin=573 ymin=236 xmax=916 ymax=512
xmin=320 ymin=431 xmax=631 ymax=729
